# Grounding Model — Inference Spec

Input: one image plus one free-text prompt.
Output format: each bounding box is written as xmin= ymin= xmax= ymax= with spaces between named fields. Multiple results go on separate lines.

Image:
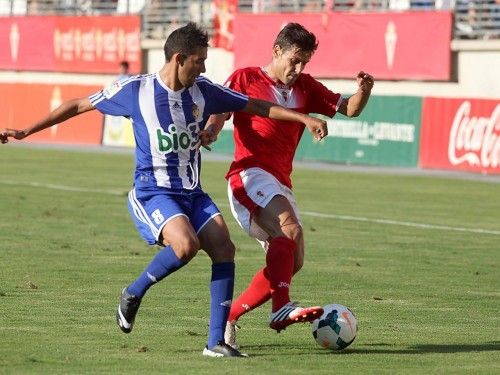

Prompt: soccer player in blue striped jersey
xmin=0 ymin=23 xmax=327 ymax=358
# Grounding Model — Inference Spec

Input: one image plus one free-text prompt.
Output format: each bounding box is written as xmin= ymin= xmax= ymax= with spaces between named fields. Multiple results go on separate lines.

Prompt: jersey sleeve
xmin=304 ymin=75 xmax=343 ymax=117
xmin=199 ymin=77 xmax=249 ymax=114
xmin=88 ymin=79 xmax=135 ymax=117
xmin=224 ymin=69 xmax=247 ymax=94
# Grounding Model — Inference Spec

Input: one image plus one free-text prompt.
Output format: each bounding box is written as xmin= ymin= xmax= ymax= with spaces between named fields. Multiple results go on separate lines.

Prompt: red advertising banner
xmin=233 ymin=12 xmax=452 ymax=80
xmin=0 ymin=83 xmax=103 ymax=145
xmin=420 ymin=97 xmax=500 ymax=174
xmin=0 ymin=16 xmax=141 ymax=73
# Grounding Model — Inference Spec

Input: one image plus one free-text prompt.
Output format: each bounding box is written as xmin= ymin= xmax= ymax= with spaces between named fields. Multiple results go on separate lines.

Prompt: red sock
xmin=228 ymin=267 xmax=271 ymax=322
xmin=266 ymin=236 xmax=296 ymax=312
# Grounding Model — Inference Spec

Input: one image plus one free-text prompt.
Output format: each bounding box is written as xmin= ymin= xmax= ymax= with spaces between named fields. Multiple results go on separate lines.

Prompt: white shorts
xmin=227 ymin=167 xmax=301 ymax=245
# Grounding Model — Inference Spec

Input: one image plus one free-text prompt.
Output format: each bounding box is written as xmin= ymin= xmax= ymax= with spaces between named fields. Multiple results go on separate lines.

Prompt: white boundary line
xmin=2 ymin=180 xmax=499 ymax=236
xmin=300 ymin=211 xmax=500 ymax=236
xmin=1 ymin=180 xmax=125 ymax=196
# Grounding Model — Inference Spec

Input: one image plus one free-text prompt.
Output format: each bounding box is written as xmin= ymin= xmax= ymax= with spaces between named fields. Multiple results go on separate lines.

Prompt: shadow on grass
xmin=355 ymin=341 xmax=500 ymax=354
xmin=239 ymin=341 xmax=500 ymax=356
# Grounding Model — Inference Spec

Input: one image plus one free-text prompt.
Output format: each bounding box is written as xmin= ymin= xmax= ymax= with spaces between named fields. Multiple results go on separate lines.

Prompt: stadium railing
xmin=0 ymin=0 xmax=498 ymax=40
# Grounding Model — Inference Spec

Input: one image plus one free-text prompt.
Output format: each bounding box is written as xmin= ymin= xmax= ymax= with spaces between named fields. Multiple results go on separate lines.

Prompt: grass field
xmin=0 ymin=145 xmax=499 ymax=374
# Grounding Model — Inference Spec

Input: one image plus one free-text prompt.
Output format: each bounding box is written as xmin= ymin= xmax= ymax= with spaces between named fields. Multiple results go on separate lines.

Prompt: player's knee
xmin=281 ymin=223 xmax=303 ymax=247
xmin=214 ymin=238 xmax=236 ymax=262
xmin=173 ymin=236 xmax=200 ymax=262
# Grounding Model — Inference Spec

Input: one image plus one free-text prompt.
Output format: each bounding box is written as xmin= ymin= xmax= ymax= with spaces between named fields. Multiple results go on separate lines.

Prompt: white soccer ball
xmin=311 ymin=304 xmax=358 ymax=350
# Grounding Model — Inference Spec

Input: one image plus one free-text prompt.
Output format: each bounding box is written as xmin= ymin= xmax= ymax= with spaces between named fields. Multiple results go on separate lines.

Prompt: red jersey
xmin=225 ymin=67 xmax=343 ymax=188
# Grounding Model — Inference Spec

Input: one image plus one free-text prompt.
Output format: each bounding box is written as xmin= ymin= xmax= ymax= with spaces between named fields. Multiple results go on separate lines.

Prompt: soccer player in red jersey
xmin=205 ymin=23 xmax=374 ymax=349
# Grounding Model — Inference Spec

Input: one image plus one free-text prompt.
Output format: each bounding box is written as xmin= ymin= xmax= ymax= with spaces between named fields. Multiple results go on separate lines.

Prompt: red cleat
xmin=269 ymin=302 xmax=324 ymax=332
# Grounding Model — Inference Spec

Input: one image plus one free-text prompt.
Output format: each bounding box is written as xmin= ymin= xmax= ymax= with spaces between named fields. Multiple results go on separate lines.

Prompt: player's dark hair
xmin=120 ymin=61 xmax=129 ymax=70
xmin=273 ymin=23 xmax=318 ymax=53
xmin=164 ymin=22 xmax=209 ymax=61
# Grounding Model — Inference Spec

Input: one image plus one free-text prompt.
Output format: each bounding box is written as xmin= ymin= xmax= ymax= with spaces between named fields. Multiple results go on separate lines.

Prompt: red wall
xmin=0 ymin=83 xmax=104 ymax=145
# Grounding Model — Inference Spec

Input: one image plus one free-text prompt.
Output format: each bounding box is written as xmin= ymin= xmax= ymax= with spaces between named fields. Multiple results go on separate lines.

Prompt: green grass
xmin=0 ymin=145 xmax=499 ymax=374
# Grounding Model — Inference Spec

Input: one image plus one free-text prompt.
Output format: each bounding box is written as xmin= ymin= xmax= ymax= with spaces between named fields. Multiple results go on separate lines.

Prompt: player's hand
xmin=356 ymin=71 xmax=374 ymax=93
xmin=198 ymin=129 xmax=217 ymax=151
xmin=305 ymin=117 xmax=328 ymax=141
xmin=0 ymin=128 xmax=27 ymax=144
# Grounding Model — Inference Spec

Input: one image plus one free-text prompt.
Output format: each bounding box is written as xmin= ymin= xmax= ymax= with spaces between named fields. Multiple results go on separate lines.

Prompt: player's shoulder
xmin=195 ymin=75 xmax=215 ymax=86
xmin=296 ymin=72 xmax=318 ymax=85
xmin=234 ymin=66 xmax=260 ymax=75
xmin=230 ymin=67 xmax=261 ymax=80
xmin=112 ymin=73 xmax=148 ymax=87
xmin=295 ymin=73 xmax=327 ymax=92
xmin=194 ymin=76 xmax=227 ymax=92
xmin=101 ymin=74 xmax=145 ymax=99
xmin=121 ymin=73 xmax=151 ymax=86
xmin=228 ymin=67 xmax=264 ymax=87
xmin=194 ymin=76 xmax=239 ymax=97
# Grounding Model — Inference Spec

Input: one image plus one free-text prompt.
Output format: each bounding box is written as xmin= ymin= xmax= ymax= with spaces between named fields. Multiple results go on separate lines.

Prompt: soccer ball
xmin=311 ymin=304 xmax=358 ymax=350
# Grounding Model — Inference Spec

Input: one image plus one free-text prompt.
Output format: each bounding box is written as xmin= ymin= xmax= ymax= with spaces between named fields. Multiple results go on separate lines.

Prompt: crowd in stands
xmin=0 ymin=0 xmax=498 ymax=39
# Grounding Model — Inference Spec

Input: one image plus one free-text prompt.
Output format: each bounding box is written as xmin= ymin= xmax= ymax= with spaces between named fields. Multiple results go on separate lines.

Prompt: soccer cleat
xmin=224 ymin=321 xmax=241 ymax=350
xmin=202 ymin=341 xmax=249 ymax=358
xmin=269 ymin=302 xmax=324 ymax=333
xmin=116 ymin=287 xmax=142 ymax=334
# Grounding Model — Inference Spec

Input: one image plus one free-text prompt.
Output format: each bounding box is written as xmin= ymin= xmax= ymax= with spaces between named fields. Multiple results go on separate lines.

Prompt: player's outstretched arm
xmin=338 ymin=71 xmax=374 ymax=118
xmin=0 ymin=97 xmax=94 ymax=144
xmin=243 ymin=98 xmax=328 ymax=141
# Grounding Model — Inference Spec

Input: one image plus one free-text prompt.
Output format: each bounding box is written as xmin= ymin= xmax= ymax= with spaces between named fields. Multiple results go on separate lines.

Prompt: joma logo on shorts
xmin=157 ymin=123 xmax=198 ymax=153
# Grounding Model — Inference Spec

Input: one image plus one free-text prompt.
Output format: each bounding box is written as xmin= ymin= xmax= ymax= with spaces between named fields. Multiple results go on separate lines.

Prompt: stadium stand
xmin=0 ymin=0 xmax=498 ymax=40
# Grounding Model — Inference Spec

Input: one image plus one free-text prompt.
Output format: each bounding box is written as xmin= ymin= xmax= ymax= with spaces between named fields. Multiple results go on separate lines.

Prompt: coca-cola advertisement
xmin=0 ymin=16 xmax=141 ymax=73
xmin=420 ymin=97 xmax=500 ymax=174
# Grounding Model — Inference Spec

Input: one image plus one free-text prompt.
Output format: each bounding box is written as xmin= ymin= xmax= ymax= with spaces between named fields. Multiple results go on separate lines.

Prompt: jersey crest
xmin=192 ymin=104 xmax=200 ymax=120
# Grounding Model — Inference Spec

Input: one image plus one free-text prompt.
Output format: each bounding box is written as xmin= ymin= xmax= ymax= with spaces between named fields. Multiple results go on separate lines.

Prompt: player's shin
xmin=127 ymin=245 xmax=186 ymax=298
xmin=208 ymin=262 xmax=235 ymax=349
xmin=266 ymin=237 xmax=296 ymax=312
xmin=228 ymin=267 xmax=272 ymax=322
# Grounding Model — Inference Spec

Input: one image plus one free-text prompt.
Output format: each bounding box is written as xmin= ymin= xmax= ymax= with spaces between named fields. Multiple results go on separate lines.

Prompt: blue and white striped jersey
xmin=89 ymin=73 xmax=248 ymax=191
